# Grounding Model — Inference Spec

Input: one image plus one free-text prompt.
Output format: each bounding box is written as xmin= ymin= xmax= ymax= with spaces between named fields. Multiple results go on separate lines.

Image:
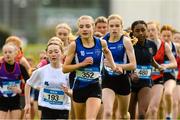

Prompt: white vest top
xmin=27 ymin=64 xmax=70 ymax=110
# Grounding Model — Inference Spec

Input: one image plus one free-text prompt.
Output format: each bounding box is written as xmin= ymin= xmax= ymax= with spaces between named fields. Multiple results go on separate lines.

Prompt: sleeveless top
xmin=0 ymin=61 xmax=22 ymax=97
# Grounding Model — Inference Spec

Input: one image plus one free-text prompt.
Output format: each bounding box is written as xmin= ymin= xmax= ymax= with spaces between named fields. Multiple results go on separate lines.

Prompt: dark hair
xmin=131 ymin=20 xmax=147 ymax=32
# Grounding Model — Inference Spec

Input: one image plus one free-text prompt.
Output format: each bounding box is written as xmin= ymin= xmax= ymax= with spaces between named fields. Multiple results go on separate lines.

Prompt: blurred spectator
xmin=0 ymin=26 xmax=11 ymax=49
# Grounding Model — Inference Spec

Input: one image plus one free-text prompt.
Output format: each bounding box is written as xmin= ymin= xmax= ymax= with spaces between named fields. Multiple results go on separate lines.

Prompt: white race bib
xmin=152 ymin=67 xmax=160 ymax=75
xmin=135 ymin=65 xmax=152 ymax=79
xmin=164 ymin=61 xmax=175 ymax=73
xmin=43 ymin=88 xmax=64 ymax=105
xmin=0 ymin=80 xmax=20 ymax=97
xmin=104 ymin=66 xmax=121 ymax=76
xmin=76 ymin=70 xmax=100 ymax=80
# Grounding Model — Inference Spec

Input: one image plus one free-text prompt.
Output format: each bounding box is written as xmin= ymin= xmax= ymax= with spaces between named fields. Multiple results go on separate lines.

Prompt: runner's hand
xmin=104 ymin=59 xmax=111 ymax=68
xmin=113 ymin=66 xmax=123 ymax=74
xmin=10 ymin=86 xmax=22 ymax=94
xmin=81 ymin=57 xmax=93 ymax=66
xmin=130 ymin=73 xmax=139 ymax=83
xmin=159 ymin=64 xmax=168 ymax=71
xmin=24 ymin=104 xmax=31 ymax=119
xmin=61 ymin=84 xmax=72 ymax=97
xmin=158 ymin=65 xmax=165 ymax=72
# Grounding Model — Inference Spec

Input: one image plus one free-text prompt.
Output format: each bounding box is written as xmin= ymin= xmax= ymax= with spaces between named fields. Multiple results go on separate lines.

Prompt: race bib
xmin=135 ymin=65 xmax=152 ymax=79
xmin=164 ymin=61 xmax=175 ymax=73
xmin=76 ymin=70 xmax=100 ymax=80
xmin=104 ymin=66 xmax=120 ymax=76
xmin=43 ymin=88 xmax=64 ymax=105
xmin=152 ymin=67 xmax=160 ymax=75
xmin=164 ymin=69 xmax=175 ymax=73
xmin=0 ymin=80 xmax=20 ymax=97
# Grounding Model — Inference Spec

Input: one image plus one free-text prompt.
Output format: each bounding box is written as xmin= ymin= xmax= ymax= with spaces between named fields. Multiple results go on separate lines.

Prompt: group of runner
xmin=0 ymin=14 xmax=180 ymax=120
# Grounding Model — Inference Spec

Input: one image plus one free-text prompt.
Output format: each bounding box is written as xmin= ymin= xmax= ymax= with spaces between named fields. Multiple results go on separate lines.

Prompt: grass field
xmin=23 ymin=43 xmax=46 ymax=66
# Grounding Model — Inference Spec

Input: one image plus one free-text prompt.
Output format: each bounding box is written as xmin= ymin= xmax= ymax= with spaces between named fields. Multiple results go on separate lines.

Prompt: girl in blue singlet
xmin=63 ymin=15 xmax=119 ymax=119
xmin=102 ymin=14 xmax=136 ymax=119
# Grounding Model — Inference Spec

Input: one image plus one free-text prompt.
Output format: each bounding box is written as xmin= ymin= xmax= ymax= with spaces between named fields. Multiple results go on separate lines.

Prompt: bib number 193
xmin=48 ymin=94 xmax=59 ymax=101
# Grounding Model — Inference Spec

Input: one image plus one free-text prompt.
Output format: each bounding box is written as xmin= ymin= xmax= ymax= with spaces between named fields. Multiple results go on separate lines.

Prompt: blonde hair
xmin=47 ymin=37 xmax=64 ymax=53
xmin=2 ymin=43 xmax=18 ymax=55
xmin=55 ymin=23 xmax=72 ymax=34
xmin=77 ymin=15 xmax=95 ymax=28
xmin=47 ymin=36 xmax=63 ymax=46
xmin=108 ymin=14 xmax=123 ymax=25
xmin=68 ymin=34 xmax=76 ymax=43
xmin=147 ymin=21 xmax=160 ymax=32
xmin=5 ymin=36 xmax=23 ymax=48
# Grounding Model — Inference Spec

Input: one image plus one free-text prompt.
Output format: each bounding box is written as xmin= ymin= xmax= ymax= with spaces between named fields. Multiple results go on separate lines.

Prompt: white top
xmin=27 ymin=64 xmax=70 ymax=110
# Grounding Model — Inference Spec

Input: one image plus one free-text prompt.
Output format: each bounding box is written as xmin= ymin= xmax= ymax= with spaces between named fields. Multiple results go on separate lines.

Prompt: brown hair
xmin=95 ymin=16 xmax=107 ymax=26
xmin=46 ymin=37 xmax=63 ymax=53
xmin=160 ymin=24 xmax=173 ymax=33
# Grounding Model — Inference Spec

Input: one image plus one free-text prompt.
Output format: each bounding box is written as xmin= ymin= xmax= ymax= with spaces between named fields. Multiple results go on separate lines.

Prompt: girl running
xmin=62 ymin=15 xmax=120 ymax=119
xmin=128 ymin=20 xmax=158 ymax=119
xmin=102 ymin=14 xmax=136 ymax=119
xmin=0 ymin=44 xmax=29 ymax=119
xmin=24 ymin=37 xmax=71 ymax=119
xmin=146 ymin=21 xmax=177 ymax=119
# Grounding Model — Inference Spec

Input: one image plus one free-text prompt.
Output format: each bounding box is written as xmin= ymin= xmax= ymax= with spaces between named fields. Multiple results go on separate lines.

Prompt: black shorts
xmin=38 ymin=105 xmax=42 ymax=110
xmin=0 ymin=95 xmax=21 ymax=111
xmin=41 ymin=106 xmax=69 ymax=119
xmin=102 ymin=74 xmax=131 ymax=95
xmin=152 ymin=77 xmax=164 ymax=85
xmin=163 ymin=72 xmax=176 ymax=82
xmin=131 ymin=79 xmax=152 ymax=93
xmin=177 ymin=79 xmax=180 ymax=85
xmin=73 ymin=82 xmax=101 ymax=103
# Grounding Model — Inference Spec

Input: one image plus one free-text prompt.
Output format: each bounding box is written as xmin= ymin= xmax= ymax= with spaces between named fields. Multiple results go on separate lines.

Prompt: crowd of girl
xmin=0 ymin=14 xmax=180 ymax=120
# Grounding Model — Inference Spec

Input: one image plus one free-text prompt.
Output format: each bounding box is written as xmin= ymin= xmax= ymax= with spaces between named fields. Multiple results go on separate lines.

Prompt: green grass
xmin=23 ymin=44 xmax=46 ymax=66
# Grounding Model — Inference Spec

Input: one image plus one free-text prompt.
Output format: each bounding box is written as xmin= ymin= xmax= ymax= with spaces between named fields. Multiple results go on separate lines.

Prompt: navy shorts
xmin=73 ymin=82 xmax=101 ymax=103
